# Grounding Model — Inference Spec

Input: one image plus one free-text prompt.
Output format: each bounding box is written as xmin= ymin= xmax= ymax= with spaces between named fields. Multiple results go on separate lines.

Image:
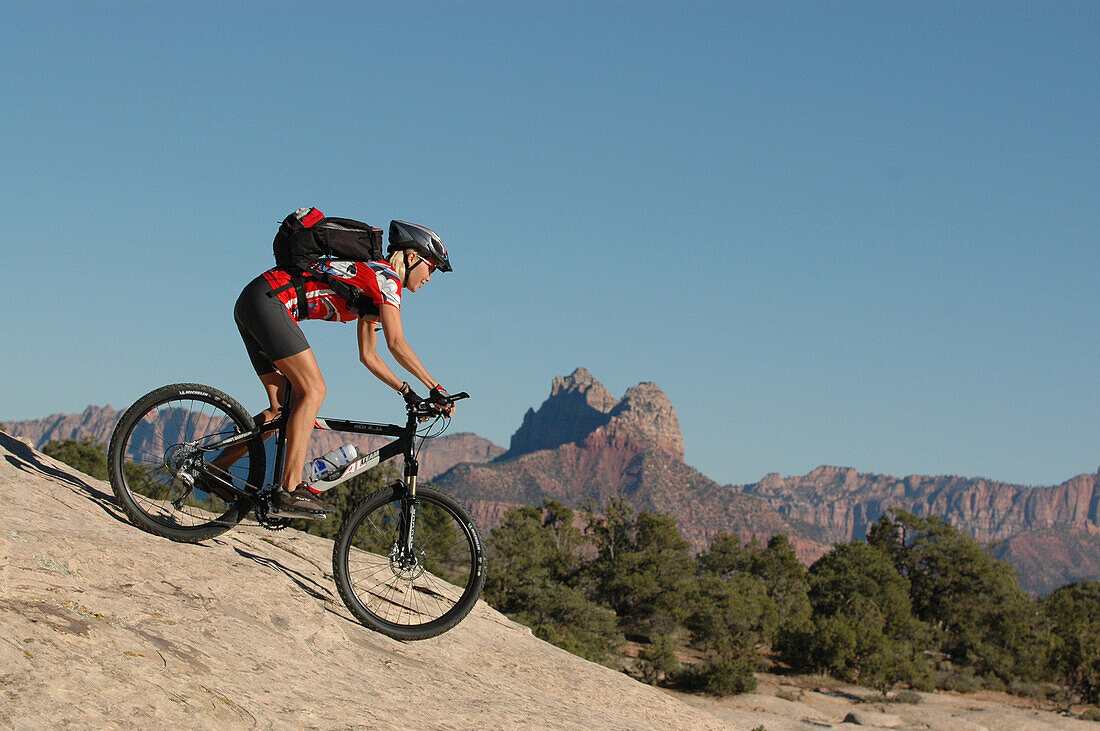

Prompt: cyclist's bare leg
xmin=208 ymin=371 xmax=284 ymax=475
xmin=254 ymin=370 xmax=288 ymax=430
xmin=271 ymin=348 xmax=326 ymax=491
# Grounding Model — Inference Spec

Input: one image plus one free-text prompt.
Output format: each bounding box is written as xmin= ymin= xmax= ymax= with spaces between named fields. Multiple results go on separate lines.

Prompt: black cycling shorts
xmin=234 ymin=274 xmax=310 ymax=376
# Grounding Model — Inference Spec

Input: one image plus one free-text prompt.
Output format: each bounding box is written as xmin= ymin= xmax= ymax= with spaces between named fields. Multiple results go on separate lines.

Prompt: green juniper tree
xmin=868 ymin=509 xmax=1049 ymax=684
xmin=776 ymin=540 xmax=932 ymax=692
xmin=586 ymin=499 xmax=695 ymax=639
xmin=697 ymin=533 xmax=811 ymax=647
xmin=43 ymin=437 xmax=109 ymax=480
xmin=1043 ymin=580 xmax=1100 ymax=707
xmin=485 ymin=501 xmax=622 ymax=662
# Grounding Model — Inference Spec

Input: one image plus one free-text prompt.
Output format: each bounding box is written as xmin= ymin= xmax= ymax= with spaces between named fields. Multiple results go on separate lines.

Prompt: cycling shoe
xmin=272 ymin=488 xmax=332 ymax=516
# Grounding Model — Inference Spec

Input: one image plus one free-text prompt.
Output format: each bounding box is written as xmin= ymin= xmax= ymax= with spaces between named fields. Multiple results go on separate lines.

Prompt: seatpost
xmin=272 ymin=382 xmax=294 ymax=487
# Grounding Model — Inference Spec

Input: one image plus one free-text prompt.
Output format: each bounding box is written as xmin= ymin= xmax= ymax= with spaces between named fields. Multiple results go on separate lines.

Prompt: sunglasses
xmin=411 ymin=254 xmax=437 ymax=273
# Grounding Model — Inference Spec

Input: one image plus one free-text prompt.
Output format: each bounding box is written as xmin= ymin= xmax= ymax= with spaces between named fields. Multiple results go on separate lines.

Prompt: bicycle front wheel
xmin=107 ymin=383 xmax=264 ymax=542
xmin=333 ymin=485 xmax=486 ymax=640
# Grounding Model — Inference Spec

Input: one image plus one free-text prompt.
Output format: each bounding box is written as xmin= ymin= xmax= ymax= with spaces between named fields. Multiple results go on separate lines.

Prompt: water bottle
xmin=305 ymin=444 xmax=358 ymax=485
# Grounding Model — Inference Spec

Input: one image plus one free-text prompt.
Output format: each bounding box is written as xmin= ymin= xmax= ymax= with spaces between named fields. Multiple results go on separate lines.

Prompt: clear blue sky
xmin=1 ymin=1 xmax=1096 ymax=487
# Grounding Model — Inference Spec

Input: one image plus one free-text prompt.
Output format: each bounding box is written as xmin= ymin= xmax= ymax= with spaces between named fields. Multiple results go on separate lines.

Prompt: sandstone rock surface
xmin=0 ymin=432 xmax=727 ymax=729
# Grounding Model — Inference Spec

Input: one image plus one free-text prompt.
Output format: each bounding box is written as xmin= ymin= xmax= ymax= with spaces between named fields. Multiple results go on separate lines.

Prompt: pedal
xmin=267 ymin=506 xmax=329 ymax=520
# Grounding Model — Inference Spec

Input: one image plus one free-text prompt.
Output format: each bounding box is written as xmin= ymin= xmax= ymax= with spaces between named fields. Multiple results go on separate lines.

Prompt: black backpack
xmin=273 ymin=207 xmax=384 ymax=270
xmin=270 ymin=207 xmax=385 ymax=318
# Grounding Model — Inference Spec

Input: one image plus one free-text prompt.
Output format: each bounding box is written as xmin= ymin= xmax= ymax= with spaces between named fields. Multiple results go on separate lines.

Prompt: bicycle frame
xmin=110 ymin=380 xmax=481 ymax=638
xmin=307 ymin=415 xmax=421 ymax=493
xmin=204 ymin=384 xmax=428 ymax=496
xmin=196 ymin=384 xmax=470 ymax=560
xmin=276 ymin=384 xmax=433 ymax=495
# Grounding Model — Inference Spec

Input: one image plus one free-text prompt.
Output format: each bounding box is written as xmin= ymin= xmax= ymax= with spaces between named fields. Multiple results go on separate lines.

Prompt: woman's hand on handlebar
xmin=400 ymin=382 xmax=421 ymax=407
xmin=399 ymin=383 xmax=467 ymax=420
xmin=429 ymin=385 xmax=455 ymax=417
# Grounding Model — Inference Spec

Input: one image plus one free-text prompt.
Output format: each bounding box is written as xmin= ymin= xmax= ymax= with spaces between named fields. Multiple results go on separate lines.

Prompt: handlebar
xmin=407 ymin=391 xmax=470 ymax=419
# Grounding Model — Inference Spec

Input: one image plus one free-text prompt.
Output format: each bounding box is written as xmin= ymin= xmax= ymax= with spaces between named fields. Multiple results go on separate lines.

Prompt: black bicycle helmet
xmin=387 ymin=220 xmax=452 ymax=272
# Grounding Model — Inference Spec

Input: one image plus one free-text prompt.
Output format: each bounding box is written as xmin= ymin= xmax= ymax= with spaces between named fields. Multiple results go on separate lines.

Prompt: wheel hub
xmin=389 ymin=547 xmax=427 ymax=580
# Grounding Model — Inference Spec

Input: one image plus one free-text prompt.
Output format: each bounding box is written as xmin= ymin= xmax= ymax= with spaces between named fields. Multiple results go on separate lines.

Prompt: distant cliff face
xmin=739 ymin=465 xmax=1100 ymax=593
xmin=990 ymin=524 xmax=1100 ymax=595
xmin=741 ymin=465 xmax=1100 ymax=544
xmin=6 ymin=405 xmax=122 ymax=450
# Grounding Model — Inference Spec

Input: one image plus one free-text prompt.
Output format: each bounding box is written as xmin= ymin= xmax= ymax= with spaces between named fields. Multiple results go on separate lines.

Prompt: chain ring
xmin=253 ymin=486 xmax=291 ymax=531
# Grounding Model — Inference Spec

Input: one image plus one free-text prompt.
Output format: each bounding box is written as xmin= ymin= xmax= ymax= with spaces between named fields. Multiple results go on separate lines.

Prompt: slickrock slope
xmin=0 ymin=431 xmax=728 ymax=729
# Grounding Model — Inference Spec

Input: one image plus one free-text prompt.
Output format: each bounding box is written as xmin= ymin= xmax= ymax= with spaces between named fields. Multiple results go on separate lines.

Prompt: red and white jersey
xmin=262 ymin=261 xmax=401 ymax=322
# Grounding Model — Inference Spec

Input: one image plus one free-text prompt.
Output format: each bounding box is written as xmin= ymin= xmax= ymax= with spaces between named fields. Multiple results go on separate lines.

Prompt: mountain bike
xmin=106 ymin=382 xmax=484 ymax=640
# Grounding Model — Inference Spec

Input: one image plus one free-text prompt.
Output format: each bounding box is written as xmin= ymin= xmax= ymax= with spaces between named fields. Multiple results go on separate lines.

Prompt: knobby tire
xmin=107 ymin=383 xmax=265 ymax=543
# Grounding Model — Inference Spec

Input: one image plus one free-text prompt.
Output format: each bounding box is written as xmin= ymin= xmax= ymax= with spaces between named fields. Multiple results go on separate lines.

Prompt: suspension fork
xmin=399 ymin=455 xmax=419 ymax=557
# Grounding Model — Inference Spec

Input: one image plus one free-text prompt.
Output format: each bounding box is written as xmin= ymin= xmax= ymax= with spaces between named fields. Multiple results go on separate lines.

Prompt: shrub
xmin=887 ymin=690 xmax=922 ymax=704
xmin=42 ymin=437 xmax=108 ymax=480
xmin=674 ymin=652 xmax=758 ymax=697
xmin=702 ymin=654 xmax=758 ymax=696
xmin=637 ymin=634 xmax=679 ymax=684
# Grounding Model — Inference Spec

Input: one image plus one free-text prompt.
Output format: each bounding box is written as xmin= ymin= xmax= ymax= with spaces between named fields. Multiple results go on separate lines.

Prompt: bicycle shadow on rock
xmin=0 ymin=430 xmax=126 ymax=524
xmin=232 ymin=545 xmax=335 ymax=603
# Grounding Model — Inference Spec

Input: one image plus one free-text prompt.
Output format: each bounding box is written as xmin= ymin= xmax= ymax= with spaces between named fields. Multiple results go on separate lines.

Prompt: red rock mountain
xmin=434 ymin=368 xmax=831 ymax=563
xmin=6 ymin=405 xmax=123 ymax=450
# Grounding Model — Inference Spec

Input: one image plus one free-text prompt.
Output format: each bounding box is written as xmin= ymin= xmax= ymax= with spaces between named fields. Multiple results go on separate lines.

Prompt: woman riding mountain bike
xmin=232 ymin=218 xmax=455 ymax=516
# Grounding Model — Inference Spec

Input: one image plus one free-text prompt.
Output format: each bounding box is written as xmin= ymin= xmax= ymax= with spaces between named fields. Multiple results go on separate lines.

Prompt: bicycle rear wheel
xmin=107 ymin=383 xmax=264 ymax=542
xmin=333 ymin=485 xmax=485 ymax=640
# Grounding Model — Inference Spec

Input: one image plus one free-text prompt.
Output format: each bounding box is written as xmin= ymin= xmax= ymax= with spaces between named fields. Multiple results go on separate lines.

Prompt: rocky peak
xmin=504 ymin=369 xmax=684 ymax=461
xmin=6 ymin=405 xmax=121 ymax=449
xmin=603 ymin=382 xmax=684 ymax=461
xmin=550 ymin=367 xmax=619 ymax=411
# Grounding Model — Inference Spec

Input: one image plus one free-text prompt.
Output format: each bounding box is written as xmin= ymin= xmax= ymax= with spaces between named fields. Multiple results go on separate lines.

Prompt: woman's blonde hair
xmin=389 ymin=248 xmax=434 ymax=282
xmin=388 ymin=249 xmax=408 ymax=282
